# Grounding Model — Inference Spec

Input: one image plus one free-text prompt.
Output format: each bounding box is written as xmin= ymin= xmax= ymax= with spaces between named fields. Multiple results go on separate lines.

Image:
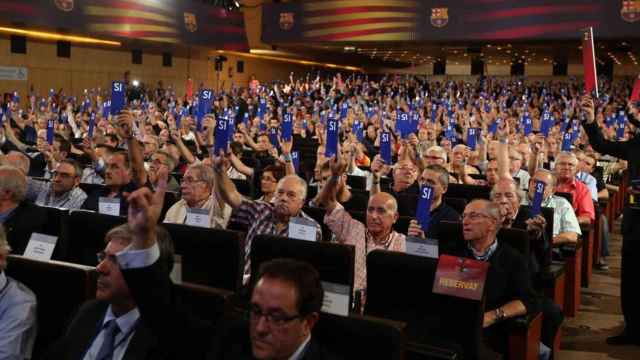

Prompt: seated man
xmin=0 ymin=225 xmax=37 ymax=360
xmin=522 ymin=169 xmax=581 ymax=245
xmin=554 ymin=152 xmax=595 ymax=225
xmin=212 ymin=152 xmax=322 ymax=280
xmin=311 ymin=160 xmax=368 ymax=211
xmin=408 ymin=164 xmax=461 ymax=240
xmin=316 ymin=153 xmax=405 ymax=304
xmin=163 ymin=163 xmax=231 ymax=228
xmin=431 ymin=199 xmax=541 ymax=357
xmin=91 ymin=173 xmax=336 ymax=359
xmin=0 ymin=166 xmax=47 ymax=255
xmin=35 ymin=159 xmax=88 ymax=209
xmin=47 ymin=223 xmax=176 ymax=359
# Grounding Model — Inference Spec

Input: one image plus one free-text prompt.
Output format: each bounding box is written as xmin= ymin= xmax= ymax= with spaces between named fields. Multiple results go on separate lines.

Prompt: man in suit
xmin=110 ymin=170 xmax=338 ymax=359
xmin=0 ymin=165 xmax=47 ymax=255
xmin=46 ymin=223 xmax=175 ymax=360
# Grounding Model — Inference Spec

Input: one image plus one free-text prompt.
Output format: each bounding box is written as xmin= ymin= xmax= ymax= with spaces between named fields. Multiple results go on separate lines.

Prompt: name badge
xmin=23 ymin=233 xmax=58 ymax=261
xmin=321 ymin=281 xmax=350 ymax=316
xmin=185 ymin=208 xmax=210 ymax=228
xmin=98 ymin=197 xmax=120 ymax=216
xmin=288 ymin=217 xmax=317 ymax=241
xmin=170 ymin=254 xmax=182 ymax=284
xmin=406 ymin=236 xmax=439 ymax=259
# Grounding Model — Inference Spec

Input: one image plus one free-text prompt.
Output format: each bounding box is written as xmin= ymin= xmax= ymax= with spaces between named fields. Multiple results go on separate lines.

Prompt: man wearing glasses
xmin=35 ymin=159 xmax=87 ymax=209
xmin=553 ymin=152 xmax=595 ymax=225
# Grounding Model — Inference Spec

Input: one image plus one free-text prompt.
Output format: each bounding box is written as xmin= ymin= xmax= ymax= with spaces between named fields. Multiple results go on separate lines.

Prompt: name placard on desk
xmin=406 ymin=236 xmax=438 ymax=259
xmin=98 ymin=197 xmax=120 ymax=216
xmin=433 ymin=255 xmax=489 ymax=301
xmin=321 ymin=281 xmax=350 ymax=316
xmin=23 ymin=233 xmax=58 ymax=261
xmin=288 ymin=217 xmax=317 ymax=242
xmin=185 ymin=208 xmax=210 ymax=228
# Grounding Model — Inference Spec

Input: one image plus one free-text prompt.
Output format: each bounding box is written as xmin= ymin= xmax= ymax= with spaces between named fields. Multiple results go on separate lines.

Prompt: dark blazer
xmin=46 ymin=300 xmax=161 ymax=360
xmin=4 ymin=200 xmax=47 ymax=255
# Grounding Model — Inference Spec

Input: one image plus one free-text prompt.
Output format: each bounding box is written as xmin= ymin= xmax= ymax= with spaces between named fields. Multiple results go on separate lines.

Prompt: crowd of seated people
xmin=0 ymin=73 xmax=636 ymax=359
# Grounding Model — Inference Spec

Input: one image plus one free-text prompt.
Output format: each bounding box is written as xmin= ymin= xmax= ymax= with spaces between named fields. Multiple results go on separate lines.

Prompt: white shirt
xmin=522 ymin=194 xmax=582 ymax=237
xmin=82 ymin=306 xmax=140 ymax=360
xmin=513 ymin=168 xmax=531 ymax=191
xmin=289 ymin=335 xmax=312 ymax=360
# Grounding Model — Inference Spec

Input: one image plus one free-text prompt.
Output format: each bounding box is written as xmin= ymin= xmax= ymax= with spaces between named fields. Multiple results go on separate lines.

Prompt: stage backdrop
xmin=262 ymin=0 xmax=640 ymax=43
xmin=0 ymin=0 xmax=247 ymax=50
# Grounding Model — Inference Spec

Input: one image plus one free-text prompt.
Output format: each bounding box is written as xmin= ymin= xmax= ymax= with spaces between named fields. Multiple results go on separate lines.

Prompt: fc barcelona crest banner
xmin=263 ymin=0 xmax=640 ymax=43
xmin=0 ymin=0 xmax=247 ymax=50
xmin=621 ymin=0 xmax=640 ymax=22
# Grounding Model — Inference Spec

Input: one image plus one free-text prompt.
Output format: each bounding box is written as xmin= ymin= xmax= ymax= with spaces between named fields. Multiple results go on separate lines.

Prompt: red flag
xmin=582 ymin=27 xmax=598 ymax=98
xmin=631 ymin=75 xmax=640 ymax=102
xmin=186 ymin=78 xmax=194 ymax=100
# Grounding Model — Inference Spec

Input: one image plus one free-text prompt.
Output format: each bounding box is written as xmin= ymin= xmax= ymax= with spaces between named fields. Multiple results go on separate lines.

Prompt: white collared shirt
xmin=289 ymin=335 xmax=312 ymax=360
xmin=83 ymin=306 xmax=140 ymax=360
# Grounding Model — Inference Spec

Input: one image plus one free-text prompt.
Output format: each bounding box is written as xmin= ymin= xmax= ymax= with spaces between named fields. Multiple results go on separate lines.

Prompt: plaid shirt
xmin=234 ymin=199 xmax=322 ymax=281
xmin=35 ymin=185 xmax=88 ymax=209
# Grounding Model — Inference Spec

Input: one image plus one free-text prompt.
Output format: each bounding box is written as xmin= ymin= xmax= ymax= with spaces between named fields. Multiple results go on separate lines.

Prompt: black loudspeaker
xmin=552 ymin=60 xmax=568 ymax=76
xmin=237 ymin=60 xmax=244 ymax=73
xmin=57 ymin=41 xmax=71 ymax=58
xmin=433 ymin=60 xmax=446 ymax=75
xmin=471 ymin=59 xmax=484 ymax=75
xmin=162 ymin=52 xmax=172 ymax=67
xmin=214 ymin=55 xmax=227 ymax=72
xmin=511 ymin=62 xmax=525 ymax=76
xmin=10 ymin=35 xmax=26 ymax=54
xmin=132 ymin=49 xmax=142 ymax=64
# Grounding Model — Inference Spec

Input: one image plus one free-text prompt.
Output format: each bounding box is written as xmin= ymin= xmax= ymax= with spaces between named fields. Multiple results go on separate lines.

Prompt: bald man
xmin=316 ymin=153 xmax=405 ymax=305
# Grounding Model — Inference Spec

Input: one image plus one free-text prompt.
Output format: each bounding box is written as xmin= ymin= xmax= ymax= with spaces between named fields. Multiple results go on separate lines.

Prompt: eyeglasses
xmin=461 ymin=212 xmax=493 ymax=221
xmin=248 ymin=304 xmax=302 ymax=327
xmin=182 ymin=177 xmax=205 ymax=184
xmin=262 ymin=176 xmax=277 ymax=183
xmin=52 ymin=171 xmax=76 ymax=179
xmin=96 ymin=251 xmax=116 ymax=264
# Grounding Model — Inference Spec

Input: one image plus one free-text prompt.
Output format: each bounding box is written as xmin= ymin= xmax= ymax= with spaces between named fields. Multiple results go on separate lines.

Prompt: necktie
xmin=95 ymin=319 xmax=121 ymax=360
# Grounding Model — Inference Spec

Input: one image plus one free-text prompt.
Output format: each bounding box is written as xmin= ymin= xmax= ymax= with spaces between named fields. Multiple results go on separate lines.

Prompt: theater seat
xmin=163 ymin=224 xmax=245 ymax=291
xmin=173 ymin=281 xmax=234 ymax=327
xmin=66 ymin=210 xmax=127 ymax=266
xmin=37 ymin=205 xmax=70 ymax=261
xmin=5 ymin=255 xmax=97 ymax=359
xmin=315 ymin=313 xmax=407 ymax=360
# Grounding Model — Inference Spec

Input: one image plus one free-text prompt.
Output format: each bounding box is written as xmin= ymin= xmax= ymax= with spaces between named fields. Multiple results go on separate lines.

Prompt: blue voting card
xmin=282 ymin=112 xmax=293 ymax=141
xmin=292 ymin=151 xmax=300 ymax=173
xmin=541 ymin=113 xmax=552 ymax=136
xmin=416 ymin=185 xmax=434 ymax=233
xmin=214 ymin=115 xmax=229 ymax=155
xmin=47 ymin=119 xmax=54 ymax=145
xmin=88 ymin=113 xmax=96 ymax=138
xmin=352 ymin=120 xmax=364 ymax=142
xmin=325 ymin=117 xmax=339 ymax=157
xmin=616 ymin=116 xmax=626 ymax=140
xmin=530 ymin=180 xmax=545 ymax=217
xmin=380 ymin=131 xmax=392 ymax=164
xmin=523 ymin=116 xmax=532 ymax=136
xmin=571 ymin=122 xmax=580 ymax=143
xmin=605 ymin=115 xmax=614 ymax=128
xmin=561 ymin=132 xmax=572 ymax=151
xmin=431 ymin=103 xmax=437 ymax=123
xmin=489 ymin=118 xmax=499 ymax=135
xmin=102 ymin=101 xmax=111 ymax=119
xmin=269 ymin=127 xmax=279 ymax=150
xmin=560 ymin=115 xmax=569 ymax=133
xmin=467 ymin=128 xmax=478 ymax=150
xmin=340 ymin=101 xmax=348 ymax=119
xmin=398 ymin=111 xmax=410 ymax=138
xmin=243 ymin=112 xmax=249 ymax=126
xmin=110 ymin=81 xmax=125 ymax=115
xmin=197 ymin=89 xmax=213 ymax=132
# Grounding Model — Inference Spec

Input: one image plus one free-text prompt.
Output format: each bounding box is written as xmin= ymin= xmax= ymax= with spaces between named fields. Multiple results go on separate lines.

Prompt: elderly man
xmin=407 ymin=164 xmax=460 ymax=239
xmin=523 ymin=169 xmax=581 ymax=245
xmin=316 ymin=152 xmax=405 ymax=304
xmin=47 ymin=223 xmax=176 ymax=359
xmin=0 ymin=225 xmax=37 ymax=360
xmin=163 ymin=163 xmax=231 ymax=229
xmin=35 ymin=159 xmax=87 ymax=209
xmin=0 ymin=166 xmax=47 ymax=255
xmin=452 ymin=200 xmax=541 ymax=357
xmin=554 ymin=152 xmax=595 ymax=225
xmin=213 ymin=151 xmax=322 ymax=280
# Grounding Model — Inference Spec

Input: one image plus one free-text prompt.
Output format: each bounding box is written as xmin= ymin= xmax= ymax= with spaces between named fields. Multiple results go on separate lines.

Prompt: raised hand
xmin=580 ymin=95 xmax=595 ymax=124
xmin=115 ymin=111 xmax=134 ymax=140
xmin=525 ymin=215 xmax=546 ymax=239
xmin=126 ymin=165 xmax=168 ymax=247
xmin=329 ymin=152 xmax=347 ymax=177
xmin=407 ymin=219 xmax=425 ymax=239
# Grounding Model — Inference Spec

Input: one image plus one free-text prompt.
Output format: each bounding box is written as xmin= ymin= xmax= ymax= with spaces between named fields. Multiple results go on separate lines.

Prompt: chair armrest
xmin=506 ymin=311 xmax=542 ymax=333
xmin=559 ymin=239 xmax=583 ymax=257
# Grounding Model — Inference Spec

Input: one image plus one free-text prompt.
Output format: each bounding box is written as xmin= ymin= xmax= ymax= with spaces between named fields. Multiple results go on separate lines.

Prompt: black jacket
xmin=46 ymin=300 xmax=161 ymax=360
xmin=3 ymin=200 xmax=47 ymax=255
